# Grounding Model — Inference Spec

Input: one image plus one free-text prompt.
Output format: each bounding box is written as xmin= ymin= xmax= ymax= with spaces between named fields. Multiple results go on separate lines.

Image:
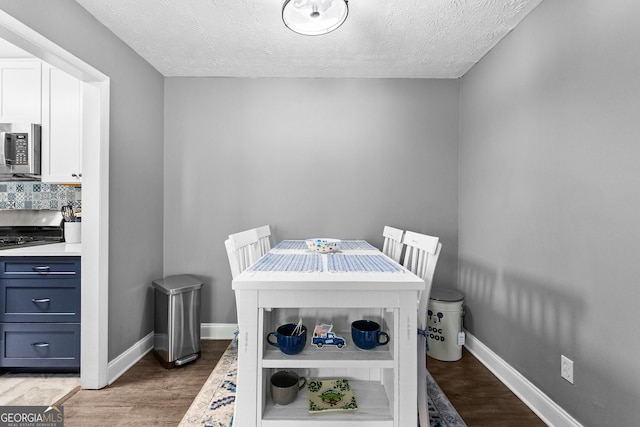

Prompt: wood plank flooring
xmin=55 ymin=340 xmax=544 ymax=426
xmin=428 ymin=347 xmax=547 ymax=426
xmin=58 ymin=340 xmax=230 ymax=427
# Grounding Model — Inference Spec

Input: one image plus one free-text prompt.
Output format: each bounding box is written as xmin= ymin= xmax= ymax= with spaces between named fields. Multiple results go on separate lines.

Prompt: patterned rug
xmin=179 ymin=342 xmax=466 ymax=427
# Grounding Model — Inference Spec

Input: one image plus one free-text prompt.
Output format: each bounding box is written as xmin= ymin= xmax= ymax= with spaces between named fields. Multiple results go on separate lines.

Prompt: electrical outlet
xmin=561 ymin=355 xmax=574 ymax=384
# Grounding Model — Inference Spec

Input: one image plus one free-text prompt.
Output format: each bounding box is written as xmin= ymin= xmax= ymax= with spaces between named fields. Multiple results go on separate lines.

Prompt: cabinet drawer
xmin=0 ymin=323 xmax=80 ymax=368
xmin=0 ymin=278 xmax=80 ymax=322
xmin=0 ymin=257 xmax=80 ymax=278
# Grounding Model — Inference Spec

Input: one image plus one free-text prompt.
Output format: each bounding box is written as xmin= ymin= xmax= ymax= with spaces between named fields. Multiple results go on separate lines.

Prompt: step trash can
xmin=153 ymin=274 xmax=203 ymax=368
xmin=427 ymin=288 xmax=465 ymax=362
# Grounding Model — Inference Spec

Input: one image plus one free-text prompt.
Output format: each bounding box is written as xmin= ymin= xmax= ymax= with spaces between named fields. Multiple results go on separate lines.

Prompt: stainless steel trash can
xmin=427 ymin=288 xmax=465 ymax=361
xmin=152 ymin=274 xmax=203 ymax=368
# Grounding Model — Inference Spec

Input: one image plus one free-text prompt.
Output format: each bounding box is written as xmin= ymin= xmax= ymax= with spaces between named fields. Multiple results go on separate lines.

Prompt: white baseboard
xmin=106 ymin=323 xmax=237 ymax=385
xmin=463 ymin=330 xmax=583 ymax=427
xmin=201 ymin=323 xmax=238 ymax=340
xmin=107 ymin=331 xmax=154 ymax=385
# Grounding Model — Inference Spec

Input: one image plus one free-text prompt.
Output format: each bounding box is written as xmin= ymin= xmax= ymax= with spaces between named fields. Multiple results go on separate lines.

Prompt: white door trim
xmin=0 ymin=10 xmax=110 ymax=389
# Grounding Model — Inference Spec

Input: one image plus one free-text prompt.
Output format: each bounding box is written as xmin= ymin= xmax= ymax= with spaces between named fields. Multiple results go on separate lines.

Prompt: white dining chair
xmin=224 ymin=239 xmax=240 ymax=279
xmin=225 ymin=228 xmax=261 ymax=279
xmin=224 ymin=227 xmax=264 ymax=415
xmin=381 ymin=225 xmax=404 ymax=263
xmin=401 ymin=230 xmax=442 ymax=427
xmin=255 ymin=225 xmax=272 ymax=258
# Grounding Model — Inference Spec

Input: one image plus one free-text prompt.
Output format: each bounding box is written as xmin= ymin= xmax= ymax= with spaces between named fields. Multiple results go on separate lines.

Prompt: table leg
xmin=234 ymin=290 xmax=259 ymax=426
xmin=398 ymin=291 xmax=418 ymax=427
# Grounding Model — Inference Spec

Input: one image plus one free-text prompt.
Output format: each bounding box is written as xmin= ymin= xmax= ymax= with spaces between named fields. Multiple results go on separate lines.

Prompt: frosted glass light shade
xmin=282 ymin=0 xmax=349 ymax=36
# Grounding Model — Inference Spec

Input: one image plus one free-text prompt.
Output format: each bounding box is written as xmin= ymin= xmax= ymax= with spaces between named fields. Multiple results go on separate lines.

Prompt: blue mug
xmin=267 ymin=323 xmax=307 ymax=355
xmin=351 ymin=320 xmax=389 ymax=350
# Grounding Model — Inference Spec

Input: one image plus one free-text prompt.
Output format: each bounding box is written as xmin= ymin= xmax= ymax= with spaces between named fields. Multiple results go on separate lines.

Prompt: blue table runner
xmin=328 ymin=254 xmax=404 ymax=273
xmin=252 ymin=241 xmax=403 ymax=273
xmin=248 ymin=253 xmax=322 ymax=272
xmin=273 ymin=240 xmax=378 ymax=251
xmin=272 ymin=240 xmax=308 ymax=250
xmin=339 ymin=240 xmax=378 ymax=250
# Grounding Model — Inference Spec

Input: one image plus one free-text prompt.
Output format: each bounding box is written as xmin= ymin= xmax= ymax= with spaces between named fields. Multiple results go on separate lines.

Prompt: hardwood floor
xmin=57 ymin=340 xmax=544 ymax=426
xmin=58 ymin=340 xmax=230 ymax=427
xmin=428 ymin=347 xmax=547 ymax=426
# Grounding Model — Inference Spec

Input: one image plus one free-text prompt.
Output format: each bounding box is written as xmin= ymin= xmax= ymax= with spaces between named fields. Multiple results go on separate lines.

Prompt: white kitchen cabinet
xmin=40 ymin=63 xmax=83 ymax=184
xmin=0 ymin=60 xmax=41 ymax=123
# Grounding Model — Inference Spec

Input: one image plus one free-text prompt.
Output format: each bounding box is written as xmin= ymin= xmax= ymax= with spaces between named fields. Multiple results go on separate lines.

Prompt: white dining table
xmin=232 ymin=240 xmax=425 ymax=427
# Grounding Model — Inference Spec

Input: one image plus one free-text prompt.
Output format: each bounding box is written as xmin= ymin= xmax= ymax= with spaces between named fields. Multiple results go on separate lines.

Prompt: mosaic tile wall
xmin=0 ymin=182 xmax=82 ymax=211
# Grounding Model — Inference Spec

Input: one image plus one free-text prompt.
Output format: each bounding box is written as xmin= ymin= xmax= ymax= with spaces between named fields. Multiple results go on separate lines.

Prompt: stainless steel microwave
xmin=0 ymin=123 xmax=41 ymax=181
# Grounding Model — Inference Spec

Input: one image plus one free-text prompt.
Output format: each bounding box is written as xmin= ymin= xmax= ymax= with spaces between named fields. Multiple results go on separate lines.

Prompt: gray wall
xmin=459 ymin=0 xmax=640 ymax=425
xmin=164 ymin=78 xmax=459 ymax=324
xmin=0 ymin=0 xmax=165 ymax=361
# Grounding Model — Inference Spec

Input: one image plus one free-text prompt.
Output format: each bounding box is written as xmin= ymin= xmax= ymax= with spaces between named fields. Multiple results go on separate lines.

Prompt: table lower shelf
xmin=261 ymin=380 xmax=393 ymax=427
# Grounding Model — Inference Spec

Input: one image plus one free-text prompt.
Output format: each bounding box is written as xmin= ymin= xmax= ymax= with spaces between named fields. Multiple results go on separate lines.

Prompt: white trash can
xmin=427 ymin=288 xmax=464 ymax=362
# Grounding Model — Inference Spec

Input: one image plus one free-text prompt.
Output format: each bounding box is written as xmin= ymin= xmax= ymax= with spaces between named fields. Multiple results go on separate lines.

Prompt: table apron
xmin=258 ymin=289 xmax=412 ymax=309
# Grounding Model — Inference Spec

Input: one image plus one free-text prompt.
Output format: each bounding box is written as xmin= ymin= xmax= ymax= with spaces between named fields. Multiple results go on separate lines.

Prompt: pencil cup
xmin=64 ymin=222 xmax=81 ymax=243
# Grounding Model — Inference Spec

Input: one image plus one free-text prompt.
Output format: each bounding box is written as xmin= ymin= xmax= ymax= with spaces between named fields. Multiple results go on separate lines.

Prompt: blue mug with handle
xmin=267 ymin=323 xmax=307 ymax=355
xmin=351 ymin=320 xmax=389 ymax=350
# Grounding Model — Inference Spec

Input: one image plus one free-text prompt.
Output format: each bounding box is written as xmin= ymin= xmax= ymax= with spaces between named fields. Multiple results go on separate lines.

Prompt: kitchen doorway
xmin=0 ymin=11 xmax=110 ymax=389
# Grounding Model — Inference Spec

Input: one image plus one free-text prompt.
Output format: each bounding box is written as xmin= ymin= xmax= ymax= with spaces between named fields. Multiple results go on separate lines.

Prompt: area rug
xmin=179 ymin=342 xmax=466 ymax=427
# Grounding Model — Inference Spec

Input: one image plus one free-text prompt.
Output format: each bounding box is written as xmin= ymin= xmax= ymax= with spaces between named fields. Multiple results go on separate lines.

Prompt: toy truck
xmin=312 ymin=324 xmax=346 ymax=349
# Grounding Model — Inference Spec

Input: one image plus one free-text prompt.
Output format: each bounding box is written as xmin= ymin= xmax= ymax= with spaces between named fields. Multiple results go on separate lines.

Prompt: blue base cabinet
xmin=0 ymin=257 xmax=80 ymax=370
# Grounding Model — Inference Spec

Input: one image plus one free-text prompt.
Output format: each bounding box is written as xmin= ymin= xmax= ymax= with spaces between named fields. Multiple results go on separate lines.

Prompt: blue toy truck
xmin=312 ymin=324 xmax=346 ymax=349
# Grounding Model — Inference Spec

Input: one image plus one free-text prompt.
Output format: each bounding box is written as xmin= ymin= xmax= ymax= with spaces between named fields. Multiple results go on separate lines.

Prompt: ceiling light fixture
xmin=282 ymin=0 xmax=349 ymax=36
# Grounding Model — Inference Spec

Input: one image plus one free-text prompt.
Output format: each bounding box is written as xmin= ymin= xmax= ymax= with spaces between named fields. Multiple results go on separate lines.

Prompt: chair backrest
xmin=416 ymin=239 xmax=442 ymax=325
xmin=224 ymin=238 xmax=241 ymax=279
xmin=405 ymin=230 xmax=441 ymax=427
xmin=402 ymin=230 xmax=442 ymax=323
xmin=225 ymin=228 xmax=261 ymax=279
xmin=382 ymin=225 xmax=404 ymax=263
xmin=401 ymin=231 xmax=440 ymax=283
xmin=254 ymin=225 xmax=272 ymax=258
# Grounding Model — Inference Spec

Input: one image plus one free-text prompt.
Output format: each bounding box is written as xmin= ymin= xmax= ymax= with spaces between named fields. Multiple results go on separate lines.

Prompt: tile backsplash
xmin=0 ymin=182 xmax=81 ymax=211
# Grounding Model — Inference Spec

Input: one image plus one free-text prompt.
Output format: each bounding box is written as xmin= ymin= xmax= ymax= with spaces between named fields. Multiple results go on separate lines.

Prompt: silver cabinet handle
xmin=32 ymin=298 xmax=51 ymax=304
xmin=32 ymin=266 xmax=51 ymax=274
xmin=32 ymin=342 xmax=50 ymax=348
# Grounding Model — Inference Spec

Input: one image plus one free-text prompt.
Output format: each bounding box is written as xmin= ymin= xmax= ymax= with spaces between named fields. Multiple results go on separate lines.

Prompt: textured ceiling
xmin=74 ymin=0 xmax=543 ymax=78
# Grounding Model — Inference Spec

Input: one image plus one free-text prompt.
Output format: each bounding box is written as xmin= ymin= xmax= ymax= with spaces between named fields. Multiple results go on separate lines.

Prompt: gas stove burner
xmin=0 ymin=236 xmax=62 ymax=249
xmin=0 ymin=210 xmax=65 ymax=250
xmin=1 ymin=236 xmax=33 ymax=244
